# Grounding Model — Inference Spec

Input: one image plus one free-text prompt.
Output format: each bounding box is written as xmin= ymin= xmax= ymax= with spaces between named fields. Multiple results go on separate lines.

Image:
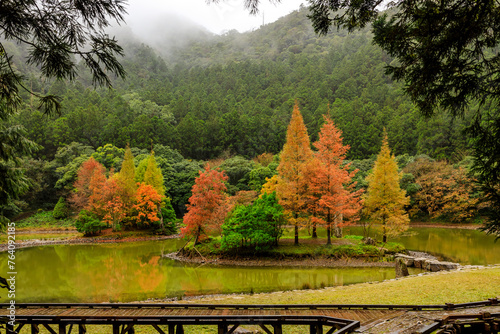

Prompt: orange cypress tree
xmin=102 ymin=176 xmax=126 ymax=231
xmin=364 ymin=130 xmax=410 ymax=242
xmin=304 ymin=116 xmax=363 ymax=244
xmin=87 ymin=165 xmax=108 ymax=218
xmin=133 ymin=183 xmax=162 ymax=226
xmin=181 ymin=164 xmax=228 ymax=245
xmin=70 ymin=157 xmax=105 ymax=210
xmin=276 ymin=101 xmax=313 ymax=245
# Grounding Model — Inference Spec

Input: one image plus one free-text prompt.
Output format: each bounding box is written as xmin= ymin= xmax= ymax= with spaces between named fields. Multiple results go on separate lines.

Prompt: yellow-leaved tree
xmin=117 ymin=145 xmax=137 ymax=212
xmin=364 ymin=130 xmax=409 ymax=242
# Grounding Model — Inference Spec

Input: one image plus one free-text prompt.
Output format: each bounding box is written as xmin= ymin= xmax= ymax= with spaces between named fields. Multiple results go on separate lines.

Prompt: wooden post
xmin=151 ymin=324 xmax=165 ymax=334
xmin=59 ymin=324 xmax=66 ymax=334
xmin=175 ymin=325 xmax=184 ymax=334
xmin=168 ymin=324 xmax=175 ymax=334
xmin=42 ymin=324 xmax=57 ymax=334
xmin=78 ymin=325 xmax=86 ymax=334
xmin=309 ymin=324 xmax=323 ymax=334
xmin=6 ymin=323 xmax=14 ymax=334
xmin=113 ymin=324 xmax=120 ymax=334
xmin=273 ymin=324 xmax=282 ymax=334
xmin=31 ymin=324 xmax=39 ymax=334
xmin=218 ymin=324 xmax=228 ymax=334
xmin=15 ymin=324 xmax=25 ymax=334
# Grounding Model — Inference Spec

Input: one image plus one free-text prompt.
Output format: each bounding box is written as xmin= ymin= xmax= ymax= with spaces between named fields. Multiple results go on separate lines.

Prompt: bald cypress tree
xmin=277 ymin=102 xmax=313 ymax=245
xmin=117 ymin=145 xmax=137 ymax=210
xmin=364 ymin=131 xmax=409 ymax=242
xmin=143 ymin=151 xmax=165 ymax=197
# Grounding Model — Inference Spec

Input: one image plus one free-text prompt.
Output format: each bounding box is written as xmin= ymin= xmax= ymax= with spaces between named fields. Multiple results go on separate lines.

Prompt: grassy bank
xmin=182 ymin=266 xmax=500 ymax=305
xmin=13 ymin=211 xmax=76 ymax=230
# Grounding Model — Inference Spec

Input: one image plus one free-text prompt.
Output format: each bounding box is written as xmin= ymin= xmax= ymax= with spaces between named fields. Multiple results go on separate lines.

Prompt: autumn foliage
xmin=404 ymin=158 xmax=480 ymax=223
xmin=133 ymin=183 xmax=162 ymax=226
xmin=303 ymin=116 xmax=363 ymax=243
xmin=70 ymin=157 xmax=105 ymax=210
xmin=363 ymin=131 xmax=410 ymax=242
xmin=181 ymin=164 xmax=228 ymax=244
xmin=71 ymin=150 xmax=168 ymax=233
xmin=276 ymin=102 xmax=313 ymax=245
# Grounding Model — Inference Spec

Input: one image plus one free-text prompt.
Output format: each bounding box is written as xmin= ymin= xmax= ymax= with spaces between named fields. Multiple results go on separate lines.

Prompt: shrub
xmin=221 ymin=192 xmax=284 ymax=252
xmin=53 ymin=197 xmax=68 ymax=219
xmin=75 ymin=211 xmax=106 ymax=236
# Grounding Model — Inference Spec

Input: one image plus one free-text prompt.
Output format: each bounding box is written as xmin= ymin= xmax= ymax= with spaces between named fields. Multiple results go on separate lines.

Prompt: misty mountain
xmin=107 ymin=13 xmax=215 ymax=59
xmin=10 ymin=5 xmax=469 ymax=162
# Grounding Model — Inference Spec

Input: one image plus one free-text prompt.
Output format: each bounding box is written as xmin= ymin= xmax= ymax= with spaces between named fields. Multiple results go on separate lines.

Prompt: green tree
xmin=221 ymin=192 xmax=284 ymax=252
xmin=363 ymin=131 xmax=410 ymax=242
xmin=0 ymin=0 xmax=126 ymax=227
xmin=0 ymin=0 xmax=126 ymax=114
xmin=53 ymin=197 xmax=68 ymax=219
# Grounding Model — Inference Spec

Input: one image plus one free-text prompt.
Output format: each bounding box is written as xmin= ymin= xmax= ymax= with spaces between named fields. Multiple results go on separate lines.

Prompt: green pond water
xmin=0 ymin=227 xmax=497 ymax=302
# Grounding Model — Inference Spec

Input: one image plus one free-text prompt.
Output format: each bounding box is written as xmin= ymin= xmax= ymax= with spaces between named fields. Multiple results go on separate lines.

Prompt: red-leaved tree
xmin=70 ymin=157 xmax=106 ymax=210
xmin=181 ymin=164 xmax=228 ymax=245
xmin=102 ymin=177 xmax=127 ymax=231
xmin=303 ymin=116 xmax=363 ymax=244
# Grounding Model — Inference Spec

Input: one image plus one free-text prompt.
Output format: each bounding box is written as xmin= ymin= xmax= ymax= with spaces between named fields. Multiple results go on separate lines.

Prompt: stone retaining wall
xmin=395 ymin=253 xmax=460 ymax=272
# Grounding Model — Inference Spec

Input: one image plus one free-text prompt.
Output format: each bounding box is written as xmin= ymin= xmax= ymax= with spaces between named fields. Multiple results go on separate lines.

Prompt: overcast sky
xmin=126 ymin=0 xmax=306 ymax=34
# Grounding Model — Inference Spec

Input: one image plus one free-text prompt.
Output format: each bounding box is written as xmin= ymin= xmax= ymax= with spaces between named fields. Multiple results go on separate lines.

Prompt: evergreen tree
xmin=363 ymin=130 xmax=410 ymax=242
xmin=276 ymin=102 xmax=313 ymax=245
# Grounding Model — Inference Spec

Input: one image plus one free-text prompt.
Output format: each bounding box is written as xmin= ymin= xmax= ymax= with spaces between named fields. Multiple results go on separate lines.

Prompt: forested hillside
xmin=10 ymin=6 xmax=469 ymax=161
xmin=3 ymin=6 xmax=479 ymax=223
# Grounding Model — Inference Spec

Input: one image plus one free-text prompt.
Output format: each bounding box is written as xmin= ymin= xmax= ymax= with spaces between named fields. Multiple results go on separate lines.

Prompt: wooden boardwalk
xmin=1 ymin=300 xmax=498 ymax=334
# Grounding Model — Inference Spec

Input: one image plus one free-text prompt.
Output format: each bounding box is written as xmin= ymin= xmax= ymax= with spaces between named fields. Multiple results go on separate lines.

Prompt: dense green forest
xmin=3 ymin=6 xmax=479 ymax=223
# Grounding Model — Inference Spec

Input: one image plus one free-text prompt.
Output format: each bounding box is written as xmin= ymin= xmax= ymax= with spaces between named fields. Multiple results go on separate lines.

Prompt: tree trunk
xmin=158 ymin=203 xmax=165 ymax=233
xmin=312 ymin=221 xmax=317 ymax=238
xmin=334 ymin=226 xmax=342 ymax=239
xmin=333 ymin=213 xmax=343 ymax=238
xmin=326 ymin=210 xmax=331 ymax=245
xmin=294 ymin=224 xmax=299 ymax=245
xmin=294 ymin=212 xmax=299 ymax=245
xmin=194 ymin=226 xmax=201 ymax=246
xmin=383 ymin=220 xmax=387 ymax=243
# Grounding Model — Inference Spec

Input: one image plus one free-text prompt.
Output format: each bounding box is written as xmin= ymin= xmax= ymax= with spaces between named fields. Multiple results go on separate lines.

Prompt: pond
xmin=344 ymin=226 xmax=500 ymax=265
xmin=0 ymin=227 xmax=497 ymax=303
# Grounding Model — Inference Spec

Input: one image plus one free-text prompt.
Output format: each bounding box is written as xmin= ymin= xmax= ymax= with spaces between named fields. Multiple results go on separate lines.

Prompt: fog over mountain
xmin=123 ymin=0 xmax=306 ymax=35
xmin=107 ymin=13 xmax=214 ymax=59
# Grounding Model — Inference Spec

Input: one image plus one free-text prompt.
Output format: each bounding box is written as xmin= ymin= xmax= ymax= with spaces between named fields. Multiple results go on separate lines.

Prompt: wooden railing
xmin=1 ymin=298 xmax=497 ymax=334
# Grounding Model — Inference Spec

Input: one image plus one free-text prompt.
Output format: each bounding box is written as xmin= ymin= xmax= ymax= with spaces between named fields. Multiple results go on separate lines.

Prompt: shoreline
xmin=164 ymin=251 xmax=396 ymax=268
